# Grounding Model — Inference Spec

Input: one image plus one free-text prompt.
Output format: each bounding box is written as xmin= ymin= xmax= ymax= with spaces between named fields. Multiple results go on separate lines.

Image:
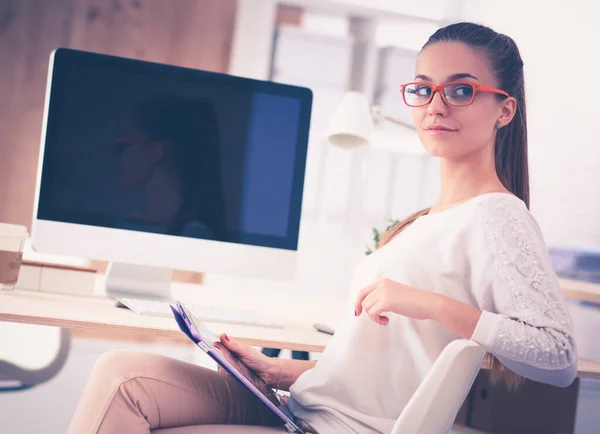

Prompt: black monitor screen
xmin=38 ymin=49 xmax=312 ymax=250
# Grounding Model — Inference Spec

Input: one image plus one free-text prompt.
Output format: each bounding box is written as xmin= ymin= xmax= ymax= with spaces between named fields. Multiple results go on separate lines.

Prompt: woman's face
xmin=115 ymin=119 xmax=163 ymax=188
xmin=412 ymin=41 xmax=514 ymax=160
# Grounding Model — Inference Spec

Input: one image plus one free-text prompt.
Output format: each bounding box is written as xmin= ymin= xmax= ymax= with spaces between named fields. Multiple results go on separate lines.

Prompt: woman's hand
xmin=214 ymin=334 xmax=277 ymax=387
xmin=354 ymin=278 xmax=438 ymax=325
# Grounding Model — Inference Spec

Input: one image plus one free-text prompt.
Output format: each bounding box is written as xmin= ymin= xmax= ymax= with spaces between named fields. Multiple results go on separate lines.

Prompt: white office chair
xmin=0 ymin=322 xmax=71 ymax=392
xmin=154 ymin=339 xmax=486 ymax=434
xmin=391 ymin=339 xmax=486 ymax=434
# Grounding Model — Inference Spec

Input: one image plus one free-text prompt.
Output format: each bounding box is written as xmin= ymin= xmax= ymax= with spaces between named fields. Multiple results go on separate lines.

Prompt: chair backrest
xmin=0 ymin=323 xmax=71 ymax=392
xmin=392 ymin=339 xmax=486 ymax=434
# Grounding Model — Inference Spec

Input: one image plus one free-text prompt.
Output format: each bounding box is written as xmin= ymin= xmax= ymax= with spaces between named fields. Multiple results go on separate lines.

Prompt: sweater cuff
xmin=471 ymin=310 xmax=502 ymax=348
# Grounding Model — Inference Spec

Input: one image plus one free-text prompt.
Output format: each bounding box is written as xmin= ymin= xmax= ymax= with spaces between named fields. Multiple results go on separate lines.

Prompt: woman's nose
xmin=427 ymin=90 xmax=448 ymax=117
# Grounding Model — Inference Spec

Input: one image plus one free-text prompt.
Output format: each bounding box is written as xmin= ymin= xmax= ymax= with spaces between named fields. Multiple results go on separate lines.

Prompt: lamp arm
xmin=383 ymin=115 xmax=416 ymax=130
xmin=371 ymin=105 xmax=416 ymax=130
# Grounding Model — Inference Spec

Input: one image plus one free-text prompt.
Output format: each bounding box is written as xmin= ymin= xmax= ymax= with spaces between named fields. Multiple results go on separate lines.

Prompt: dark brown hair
xmin=379 ymin=22 xmax=528 ymax=391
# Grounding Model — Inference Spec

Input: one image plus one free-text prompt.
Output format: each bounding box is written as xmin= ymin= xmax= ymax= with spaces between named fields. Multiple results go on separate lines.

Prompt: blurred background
xmin=0 ymin=0 xmax=599 ymax=433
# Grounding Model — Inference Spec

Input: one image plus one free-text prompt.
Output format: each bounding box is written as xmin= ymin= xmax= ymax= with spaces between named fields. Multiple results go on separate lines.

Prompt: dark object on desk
xmin=262 ymin=348 xmax=310 ymax=361
xmin=261 ymin=323 xmax=337 ymax=359
xmin=261 ymin=322 xmax=336 ymax=359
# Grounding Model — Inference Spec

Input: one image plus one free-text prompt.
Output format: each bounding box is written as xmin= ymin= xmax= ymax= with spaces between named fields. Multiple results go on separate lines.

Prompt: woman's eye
xmin=415 ymin=86 xmax=431 ymax=96
xmin=451 ymin=85 xmax=473 ymax=97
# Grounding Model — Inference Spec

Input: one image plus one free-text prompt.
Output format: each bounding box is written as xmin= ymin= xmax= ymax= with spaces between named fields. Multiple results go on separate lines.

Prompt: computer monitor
xmin=32 ymin=48 xmax=312 ymax=300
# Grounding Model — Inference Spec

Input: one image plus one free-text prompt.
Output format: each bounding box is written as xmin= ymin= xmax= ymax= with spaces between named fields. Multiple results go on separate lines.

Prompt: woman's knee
xmin=89 ymin=350 xmax=196 ymax=388
xmin=89 ymin=349 xmax=154 ymax=387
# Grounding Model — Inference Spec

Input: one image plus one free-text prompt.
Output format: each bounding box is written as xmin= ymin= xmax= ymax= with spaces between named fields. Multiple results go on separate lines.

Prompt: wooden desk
xmin=1 ymin=280 xmax=599 ymax=379
xmin=0 ymin=288 xmax=334 ymax=353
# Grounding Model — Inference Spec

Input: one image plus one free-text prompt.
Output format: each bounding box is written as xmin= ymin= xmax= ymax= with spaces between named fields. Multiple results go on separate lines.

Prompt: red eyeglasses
xmin=400 ymin=81 xmax=509 ymax=107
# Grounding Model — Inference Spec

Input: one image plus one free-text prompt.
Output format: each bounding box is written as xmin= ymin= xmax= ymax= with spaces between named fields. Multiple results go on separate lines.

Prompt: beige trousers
xmin=68 ymin=349 xmax=286 ymax=434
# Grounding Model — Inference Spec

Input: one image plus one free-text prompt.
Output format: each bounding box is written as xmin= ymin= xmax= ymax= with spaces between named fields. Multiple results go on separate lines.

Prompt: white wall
xmin=462 ymin=0 xmax=600 ymax=248
xmin=228 ymin=0 xmax=277 ymax=80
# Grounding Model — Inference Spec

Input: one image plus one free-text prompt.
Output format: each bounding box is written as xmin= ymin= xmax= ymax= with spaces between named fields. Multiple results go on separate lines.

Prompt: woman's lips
xmin=426 ymin=126 xmax=457 ymax=136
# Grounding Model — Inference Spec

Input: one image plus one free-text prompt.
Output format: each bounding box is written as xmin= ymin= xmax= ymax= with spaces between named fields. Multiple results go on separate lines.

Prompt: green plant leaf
xmin=366 ymin=219 xmax=400 ymax=255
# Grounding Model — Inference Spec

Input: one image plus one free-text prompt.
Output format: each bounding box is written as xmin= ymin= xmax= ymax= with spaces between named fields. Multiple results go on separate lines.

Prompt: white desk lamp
xmin=325 ymin=91 xmax=428 ymax=234
xmin=327 ymin=91 xmax=374 ymax=149
xmin=327 ymin=90 xmax=420 ymax=150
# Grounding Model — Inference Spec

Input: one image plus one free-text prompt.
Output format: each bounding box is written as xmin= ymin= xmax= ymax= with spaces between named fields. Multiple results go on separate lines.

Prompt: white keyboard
xmin=116 ymin=296 xmax=284 ymax=329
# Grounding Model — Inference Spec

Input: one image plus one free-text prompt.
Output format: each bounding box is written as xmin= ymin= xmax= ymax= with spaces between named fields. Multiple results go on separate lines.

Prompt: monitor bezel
xmin=31 ymin=48 xmax=313 ymax=279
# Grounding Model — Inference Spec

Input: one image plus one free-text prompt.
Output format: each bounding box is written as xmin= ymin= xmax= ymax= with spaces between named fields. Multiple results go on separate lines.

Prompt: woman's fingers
xmin=355 ymin=282 xmax=378 ymax=315
xmin=364 ymin=299 xmax=389 ymax=325
xmin=219 ymin=333 xmax=241 ymax=353
xmin=220 ymin=333 xmax=232 ymax=346
xmin=359 ymin=285 xmax=392 ymax=325
xmin=361 ymin=291 xmax=377 ymax=313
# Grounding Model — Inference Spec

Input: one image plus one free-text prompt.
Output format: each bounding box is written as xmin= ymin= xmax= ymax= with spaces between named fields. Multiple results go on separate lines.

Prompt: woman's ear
xmin=497 ymin=96 xmax=517 ymax=128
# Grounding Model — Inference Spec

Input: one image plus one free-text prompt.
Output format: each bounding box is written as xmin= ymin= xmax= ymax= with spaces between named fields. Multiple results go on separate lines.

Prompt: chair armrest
xmin=392 ymin=339 xmax=486 ymax=434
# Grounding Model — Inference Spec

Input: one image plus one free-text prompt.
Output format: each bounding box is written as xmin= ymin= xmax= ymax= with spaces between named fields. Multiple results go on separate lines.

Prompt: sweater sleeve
xmin=468 ymin=196 xmax=577 ymax=387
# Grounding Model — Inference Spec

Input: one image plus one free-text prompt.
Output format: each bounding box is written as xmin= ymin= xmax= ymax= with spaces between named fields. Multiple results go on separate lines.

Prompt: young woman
xmin=68 ymin=22 xmax=577 ymax=434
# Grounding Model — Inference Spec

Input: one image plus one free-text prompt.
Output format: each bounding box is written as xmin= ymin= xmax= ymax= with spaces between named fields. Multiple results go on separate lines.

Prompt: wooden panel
xmin=0 ymin=0 xmax=238 ymax=228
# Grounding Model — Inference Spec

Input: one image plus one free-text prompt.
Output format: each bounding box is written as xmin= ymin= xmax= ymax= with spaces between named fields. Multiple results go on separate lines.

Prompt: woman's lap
xmin=153 ymin=425 xmax=285 ymax=433
xmin=68 ymin=349 xmax=282 ymax=434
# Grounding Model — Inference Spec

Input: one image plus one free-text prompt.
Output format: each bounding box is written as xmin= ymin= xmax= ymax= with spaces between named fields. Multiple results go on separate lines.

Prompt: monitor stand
xmin=105 ymin=262 xmax=173 ymax=307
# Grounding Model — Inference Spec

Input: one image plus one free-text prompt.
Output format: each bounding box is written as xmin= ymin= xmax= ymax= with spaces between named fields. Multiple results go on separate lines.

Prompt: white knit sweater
xmin=287 ymin=193 xmax=577 ymax=434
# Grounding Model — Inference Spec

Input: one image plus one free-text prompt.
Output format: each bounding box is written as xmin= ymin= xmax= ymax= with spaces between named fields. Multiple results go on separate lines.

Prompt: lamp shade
xmin=327 ymin=91 xmax=374 ymax=149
